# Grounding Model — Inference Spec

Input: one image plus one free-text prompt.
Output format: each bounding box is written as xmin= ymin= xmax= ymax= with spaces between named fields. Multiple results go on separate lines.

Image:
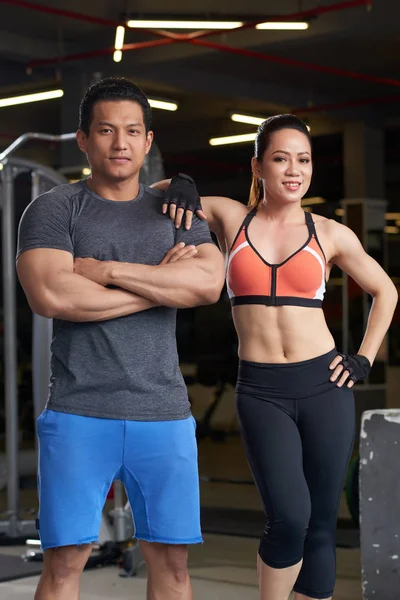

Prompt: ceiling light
xmin=256 ymin=22 xmax=309 ymax=30
xmin=385 ymin=212 xmax=400 ymax=220
xmin=231 ymin=113 xmax=310 ymax=131
xmin=115 ymin=26 xmax=125 ymax=50
xmin=384 ymin=226 xmax=399 ymax=234
xmin=113 ymin=26 xmax=125 ymax=62
xmin=148 ymin=98 xmax=178 ymax=111
xmin=127 ymin=19 xmax=243 ymax=30
xmin=209 ymin=133 xmax=257 ymax=146
xmin=82 ymin=168 xmax=91 ymax=176
xmin=0 ymin=89 xmax=63 ymax=108
xmin=231 ymin=113 xmax=265 ymax=126
xmin=301 ymin=197 xmax=326 ymax=206
xmin=335 ymin=208 xmax=344 ymax=216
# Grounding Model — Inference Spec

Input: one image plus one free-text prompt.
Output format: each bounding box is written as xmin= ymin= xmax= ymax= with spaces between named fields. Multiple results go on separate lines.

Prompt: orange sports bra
xmin=226 ymin=208 xmax=326 ymax=308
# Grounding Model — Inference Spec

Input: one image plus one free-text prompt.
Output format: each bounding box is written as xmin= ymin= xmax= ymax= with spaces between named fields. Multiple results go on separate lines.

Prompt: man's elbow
xmin=28 ymin=291 xmax=64 ymax=319
xmin=198 ymin=272 xmax=224 ymax=305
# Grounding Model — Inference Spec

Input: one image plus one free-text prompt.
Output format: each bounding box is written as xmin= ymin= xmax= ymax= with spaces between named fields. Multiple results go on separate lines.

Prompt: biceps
xmin=17 ymin=249 xmax=73 ymax=307
xmin=195 ymin=244 xmax=225 ymax=276
xmin=336 ymin=251 xmax=389 ymax=296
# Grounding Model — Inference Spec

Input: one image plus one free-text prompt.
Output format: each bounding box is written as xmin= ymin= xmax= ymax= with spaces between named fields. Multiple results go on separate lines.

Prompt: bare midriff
xmin=232 ymin=304 xmax=335 ymax=364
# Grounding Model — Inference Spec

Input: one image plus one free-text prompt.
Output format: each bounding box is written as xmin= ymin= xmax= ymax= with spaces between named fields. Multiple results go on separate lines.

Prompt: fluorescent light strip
xmin=115 ymin=26 xmax=125 ymax=50
xmin=0 ymin=88 xmax=176 ymax=113
xmin=210 ymin=132 xmax=256 ymax=146
xmin=0 ymin=89 xmax=64 ymax=108
xmin=127 ymin=20 xmax=243 ymax=30
xmin=231 ymin=113 xmax=264 ymax=126
xmin=113 ymin=50 xmax=122 ymax=63
xmin=256 ymin=22 xmax=309 ymax=30
xmin=231 ymin=113 xmax=311 ymax=131
xmin=148 ymin=98 xmax=178 ymax=111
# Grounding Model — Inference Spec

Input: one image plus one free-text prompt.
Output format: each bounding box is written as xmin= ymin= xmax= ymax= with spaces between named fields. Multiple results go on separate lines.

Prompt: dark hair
xmin=79 ymin=77 xmax=152 ymax=135
xmin=249 ymin=114 xmax=311 ymax=208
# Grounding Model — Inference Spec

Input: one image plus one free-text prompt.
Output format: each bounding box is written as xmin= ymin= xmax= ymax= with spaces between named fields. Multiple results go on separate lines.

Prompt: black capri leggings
xmin=236 ymin=348 xmax=355 ymax=600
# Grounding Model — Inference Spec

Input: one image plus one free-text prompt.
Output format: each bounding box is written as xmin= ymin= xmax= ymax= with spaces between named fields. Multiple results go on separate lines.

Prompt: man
xmin=17 ymin=77 xmax=225 ymax=600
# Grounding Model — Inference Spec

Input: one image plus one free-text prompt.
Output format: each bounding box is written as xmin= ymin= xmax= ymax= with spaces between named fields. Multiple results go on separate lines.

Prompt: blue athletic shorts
xmin=36 ymin=409 xmax=202 ymax=550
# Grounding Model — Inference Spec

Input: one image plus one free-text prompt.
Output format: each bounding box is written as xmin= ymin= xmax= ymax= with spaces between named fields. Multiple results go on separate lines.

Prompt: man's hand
xmin=160 ymin=242 xmax=198 ymax=264
xmin=74 ymin=257 xmax=111 ymax=286
xmin=74 ymin=244 xmax=198 ymax=285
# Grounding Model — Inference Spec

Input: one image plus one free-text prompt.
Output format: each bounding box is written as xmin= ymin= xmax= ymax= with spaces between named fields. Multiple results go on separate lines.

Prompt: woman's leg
xmin=237 ymin=392 xmax=310 ymax=600
xmin=293 ymin=385 xmax=355 ymax=600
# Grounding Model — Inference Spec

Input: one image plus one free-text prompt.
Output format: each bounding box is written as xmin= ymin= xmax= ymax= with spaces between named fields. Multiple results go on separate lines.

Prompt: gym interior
xmin=0 ymin=1 xmax=399 ymax=599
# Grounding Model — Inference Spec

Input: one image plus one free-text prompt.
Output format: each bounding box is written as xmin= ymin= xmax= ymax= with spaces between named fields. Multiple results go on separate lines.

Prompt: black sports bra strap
xmin=228 ymin=207 xmax=257 ymax=254
xmin=305 ymin=211 xmax=316 ymax=236
xmin=242 ymin=206 xmax=258 ymax=228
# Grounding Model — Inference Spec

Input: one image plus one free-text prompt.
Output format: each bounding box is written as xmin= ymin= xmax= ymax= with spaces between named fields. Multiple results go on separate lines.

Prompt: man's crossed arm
xmin=74 ymin=242 xmax=225 ymax=309
xmin=17 ymin=242 xmax=224 ymax=322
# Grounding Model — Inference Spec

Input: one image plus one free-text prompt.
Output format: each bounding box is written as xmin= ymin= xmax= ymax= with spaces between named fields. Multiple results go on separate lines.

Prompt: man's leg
xmin=34 ymin=544 xmax=93 ymax=600
xmin=123 ymin=417 xmax=202 ymax=597
xmin=139 ymin=541 xmax=192 ymax=600
xmin=35 ymin=410 xmax=123 ymax=599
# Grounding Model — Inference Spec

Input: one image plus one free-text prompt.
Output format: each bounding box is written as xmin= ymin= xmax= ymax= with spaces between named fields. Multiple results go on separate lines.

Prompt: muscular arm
xmin=17 ymin=248 xmax=156 ymax=322
xmin=330 ymin=221 xmax=398 ymax=364
xmin=76 ymin=243 xmax=225 ymax=309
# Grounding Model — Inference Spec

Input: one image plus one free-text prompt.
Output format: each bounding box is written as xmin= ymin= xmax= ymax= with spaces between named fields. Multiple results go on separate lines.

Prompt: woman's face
xmin=252 ymin=128 xmax=313 ymax=205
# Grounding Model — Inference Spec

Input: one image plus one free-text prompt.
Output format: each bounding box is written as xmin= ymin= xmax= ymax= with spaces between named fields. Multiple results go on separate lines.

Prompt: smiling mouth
xmin=283 ymin=182 xmax=301 ymax=189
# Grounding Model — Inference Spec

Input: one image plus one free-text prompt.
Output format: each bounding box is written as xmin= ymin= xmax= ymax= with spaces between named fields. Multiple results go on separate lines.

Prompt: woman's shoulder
xmin=312 ymin=213 xmax=347 ymax=234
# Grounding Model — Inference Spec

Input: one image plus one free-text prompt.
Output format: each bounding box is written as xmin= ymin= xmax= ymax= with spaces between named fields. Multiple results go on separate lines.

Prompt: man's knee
xmin=42 ymin=544 xmax=92 ymax=585
xmin=140 ymin=541 xmax=189 ymax=583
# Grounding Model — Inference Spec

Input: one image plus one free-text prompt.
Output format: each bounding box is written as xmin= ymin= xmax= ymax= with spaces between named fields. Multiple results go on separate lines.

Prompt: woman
xmin=157 ymin=115 xmax=398 ymax=600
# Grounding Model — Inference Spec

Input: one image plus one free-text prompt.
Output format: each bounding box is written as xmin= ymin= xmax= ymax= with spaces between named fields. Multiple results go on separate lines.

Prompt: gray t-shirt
xmin=17 ymin=180 xmax=213 ymax=421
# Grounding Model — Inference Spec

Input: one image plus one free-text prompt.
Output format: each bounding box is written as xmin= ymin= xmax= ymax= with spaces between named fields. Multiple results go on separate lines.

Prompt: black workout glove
xmin=336 ymin=353 xmax=371 ymax=384
xmin=164 ymin=173 xmax=203 ymax=214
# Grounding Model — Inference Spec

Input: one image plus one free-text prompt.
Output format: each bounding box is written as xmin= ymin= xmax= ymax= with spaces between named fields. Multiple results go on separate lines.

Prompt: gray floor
xmin=0 ymin=535 xmax=362 ymax=600
xmin=0 ymin=393 xmax=364 ymax=599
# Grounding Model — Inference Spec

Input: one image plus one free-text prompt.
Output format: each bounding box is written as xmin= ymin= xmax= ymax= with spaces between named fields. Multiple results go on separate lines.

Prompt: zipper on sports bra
xmin=271 ymin=266 xmax=277 ymax=305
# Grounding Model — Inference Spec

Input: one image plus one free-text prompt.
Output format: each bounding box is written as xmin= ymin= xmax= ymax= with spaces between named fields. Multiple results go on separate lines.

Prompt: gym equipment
xmin=359 ymin=409 xmax=400 ymax=600
xmin=0 ymin=133 xmax=74 ymax=540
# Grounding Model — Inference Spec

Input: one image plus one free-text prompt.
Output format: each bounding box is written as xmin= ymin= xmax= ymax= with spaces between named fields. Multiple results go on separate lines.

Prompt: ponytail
xmin=248 ymin=175 xmax=263 ymax=208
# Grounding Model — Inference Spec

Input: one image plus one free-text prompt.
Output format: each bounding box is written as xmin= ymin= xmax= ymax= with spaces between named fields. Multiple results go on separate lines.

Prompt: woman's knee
xmin=259 ymin=510 xmax=310 ymax=567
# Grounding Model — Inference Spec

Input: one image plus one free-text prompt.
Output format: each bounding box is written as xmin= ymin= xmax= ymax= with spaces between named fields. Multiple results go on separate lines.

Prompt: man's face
xmin=76 ymin=100 xmax=153 ymax=183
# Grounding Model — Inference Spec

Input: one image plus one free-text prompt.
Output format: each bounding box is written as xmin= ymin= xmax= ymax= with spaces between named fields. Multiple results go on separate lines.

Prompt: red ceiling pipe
xmin=0 ymin=0 xmax=122 ymax=27
xmin=189 ymin=38 xmax=400 ymax=88
xmin=0 ymin=0 xmax=180 ymax=40
xmin=27 ymin=39 xmax=175 ymax=69
xmin=18 ymin=0 xmax=371 ymax=66
xmin=294 ymin=94 xmax=400 ymax=114
xmin=184 ymin=0 xmax=371 ymax=41
xmin=1 ymin=0 xmax=370 ymax=38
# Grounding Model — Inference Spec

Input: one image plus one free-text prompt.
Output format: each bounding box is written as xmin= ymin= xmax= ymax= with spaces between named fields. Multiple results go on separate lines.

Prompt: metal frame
xmin=0 ymin=133 xmax=74 ymax=538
